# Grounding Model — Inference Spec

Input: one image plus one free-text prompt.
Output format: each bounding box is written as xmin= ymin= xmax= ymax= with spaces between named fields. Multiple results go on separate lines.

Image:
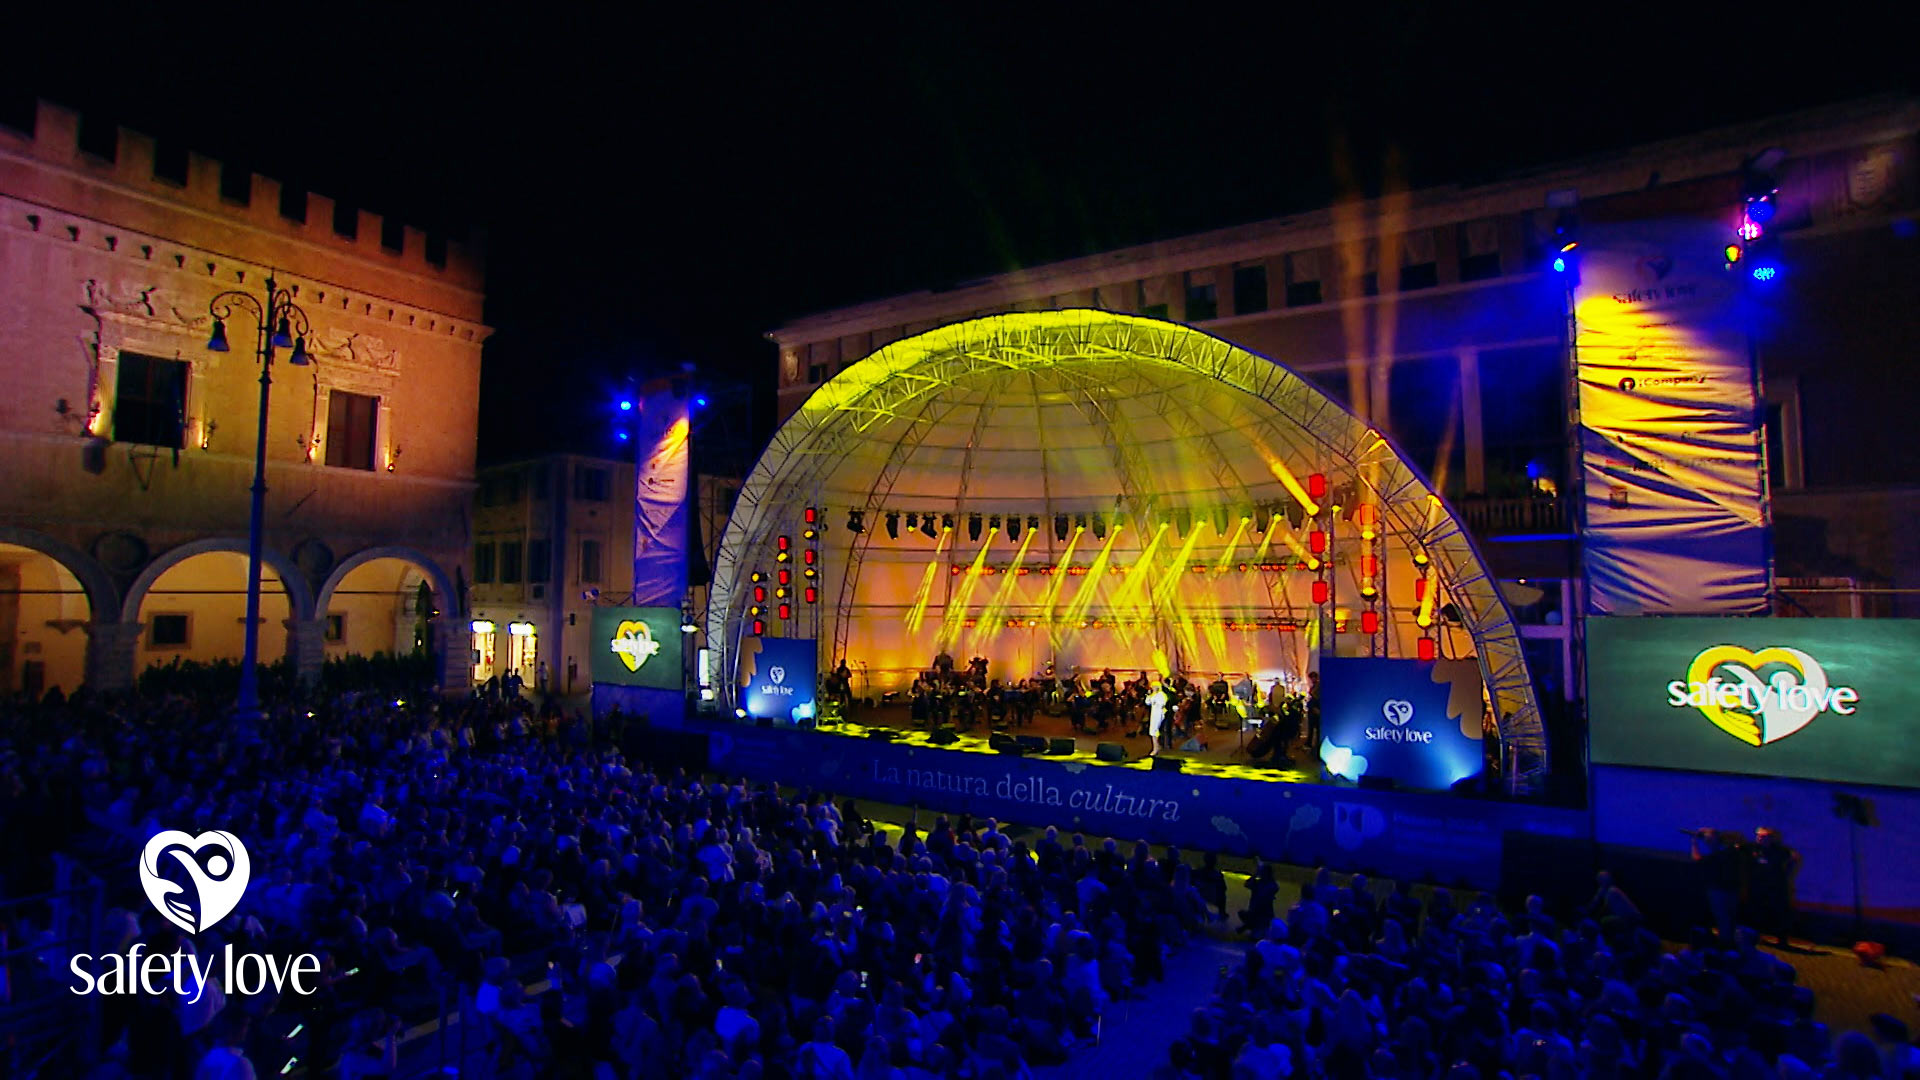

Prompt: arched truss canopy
xmin=710 ymin=312 xmax=1546 ymax=782
xmin=123 ymin=537 xmax=317 ymax=625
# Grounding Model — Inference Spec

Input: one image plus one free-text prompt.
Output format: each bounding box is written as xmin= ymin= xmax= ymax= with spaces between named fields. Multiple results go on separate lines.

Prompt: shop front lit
xmin=507 ymin=621 xmax=538 ymax=679
xmin=470 ymin=620 xmax=496 ymax=683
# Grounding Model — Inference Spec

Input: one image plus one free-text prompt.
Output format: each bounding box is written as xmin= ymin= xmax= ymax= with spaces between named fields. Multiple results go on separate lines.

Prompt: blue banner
xmin=691 ymin=721 xmax=1584 ymax=888
xmin=739 ymin=636 xmax=818 ymax=722
xmin=1318 ymin=657 xmax=1486 ymax=791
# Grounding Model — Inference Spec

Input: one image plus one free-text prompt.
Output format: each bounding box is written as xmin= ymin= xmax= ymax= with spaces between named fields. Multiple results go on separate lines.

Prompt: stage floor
xmin=813 ymin=703 xmax=1321 ymax=784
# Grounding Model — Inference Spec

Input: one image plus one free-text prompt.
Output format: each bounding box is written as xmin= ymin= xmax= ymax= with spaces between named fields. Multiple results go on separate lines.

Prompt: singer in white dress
xmin=1145 ymin=683 xmax=1169 ymax=756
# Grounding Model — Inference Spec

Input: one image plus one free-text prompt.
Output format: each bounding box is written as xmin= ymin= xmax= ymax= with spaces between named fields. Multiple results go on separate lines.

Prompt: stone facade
xmin=0 ymin=101 xmax=487 ymax=695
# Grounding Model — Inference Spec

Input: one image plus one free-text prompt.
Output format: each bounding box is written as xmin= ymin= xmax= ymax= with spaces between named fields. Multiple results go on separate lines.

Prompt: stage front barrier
xmin=681 ymin=718 xmax=1585 ymax=888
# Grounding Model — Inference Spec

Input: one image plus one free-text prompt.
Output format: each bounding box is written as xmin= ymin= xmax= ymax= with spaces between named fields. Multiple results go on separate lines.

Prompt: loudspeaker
xmin=867 ymin=729 xmax=898 ymax=742
xmin=990 ymin=734 xmax=1024 ymax=755
xmin=928 ymin=727 xmax=960 ymax=745
xmin=1048 ymin=737 xmax=1076 ymax=755
xmin=1016 ymin=735 xmax=1049 ymax=754
xmin=1152 ymin=755 xmax=1184 ymax=772
xmin=756 ymin=717 xmax=774 ymax=729
xmin=1358 ymin=775 xmax=1396 ymax=791
xmin=1096 ymin=742 xmax=1126 ymax=762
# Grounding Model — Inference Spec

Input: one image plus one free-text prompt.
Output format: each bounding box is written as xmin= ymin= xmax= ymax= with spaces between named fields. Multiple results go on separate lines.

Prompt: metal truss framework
xmin=710 ymin=312 xmax=1548 ymax=787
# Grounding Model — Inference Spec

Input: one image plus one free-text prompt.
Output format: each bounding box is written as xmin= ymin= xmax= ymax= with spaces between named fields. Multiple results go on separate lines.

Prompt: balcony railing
xmin=1458 ymin=495 xmax=1569 ymax=537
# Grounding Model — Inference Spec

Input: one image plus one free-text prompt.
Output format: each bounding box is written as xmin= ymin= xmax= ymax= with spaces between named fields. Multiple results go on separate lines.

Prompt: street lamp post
xmin=207 ymin=273 xmax=311 ymax=721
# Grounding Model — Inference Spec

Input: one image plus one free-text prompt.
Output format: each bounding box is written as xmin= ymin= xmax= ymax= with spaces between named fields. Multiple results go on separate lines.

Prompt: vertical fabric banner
xmin=633 ymin=391 xmax=691 ymax=607
xmin=1574 ymin=220 xmax=1768 ymax=614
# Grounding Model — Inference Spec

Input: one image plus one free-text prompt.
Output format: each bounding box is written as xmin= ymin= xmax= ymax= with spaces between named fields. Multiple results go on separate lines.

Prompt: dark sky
xmin=9 ymin=4 xmax=1909 ymax=465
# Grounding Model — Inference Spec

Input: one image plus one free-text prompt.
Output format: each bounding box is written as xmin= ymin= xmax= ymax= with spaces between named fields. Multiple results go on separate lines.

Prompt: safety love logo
xmin=70 ymin=830 xmax=320 ymax=1000
xmin=1667 ymin=645 xmax=1860 ymax=747
xmin=610 ymin=619 xmax=662 ymax=672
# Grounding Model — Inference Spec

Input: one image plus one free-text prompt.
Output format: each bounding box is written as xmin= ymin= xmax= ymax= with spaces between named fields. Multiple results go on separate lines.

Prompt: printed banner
xmin=633 ymin=390 xmax=691 ymax=607
xmin=1574 ymin=220 xmax=1768 ymax=614
xmin=693 ymin=721 xmax=1587 ymax=887
xmin=589 ymin=606 xmax=683 ymax=690
xmin=1587 ymin=617 xmax=1920 ymax=788
xmin=1318 ymin=657 xmax=1486 ymax=790
xmin=738 ymin=636 xmax=818 ymax=722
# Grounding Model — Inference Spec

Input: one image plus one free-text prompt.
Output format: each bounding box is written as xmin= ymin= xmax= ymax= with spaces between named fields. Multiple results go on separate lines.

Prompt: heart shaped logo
xmin=1684 ymin=645 xmax=1830 ymax=746
xmin=609 ymin=619 xmax=661 ymax=672
xmin=139 ymin=830 xmax=250 ymax=935
xmin=1382 ymin=699 xmax=1414 ymax=727
xmin=769 ymin=666 xmax=786 ymax=685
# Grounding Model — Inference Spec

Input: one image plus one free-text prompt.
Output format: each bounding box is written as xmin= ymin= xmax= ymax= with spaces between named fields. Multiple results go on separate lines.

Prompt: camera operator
xmin=1689 ymin=827 xmax=1746 ymax=946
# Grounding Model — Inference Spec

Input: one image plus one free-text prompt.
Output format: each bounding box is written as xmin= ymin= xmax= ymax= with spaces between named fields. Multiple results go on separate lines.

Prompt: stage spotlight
xmin=1213 ymin=508 xmax=1230 ymax=536
xmin=941 ymin=513 xmax=954 ymax=533
xmin=988 ymin=514 xmax=1001 ymax=534
xmin=885 ymin=512 xmax=899 ymax=539
xmin=1074 ymin=514 xmax=1087 ymax=533
xmin=848 ymin=510 xmax=864 ymax=534
xmin=1439 ymin=602 xmax=1464 ymax=624
xmin=1175 ymin=508 xmax=1192 ymax=537
xmin=1007 ymin=515 xmax=1022 ymax=542
xmin=921 ymin=514 xmax=937 ymax=539
xmin=1091 ymin=514 xmax=1106 ymax=539
xmin=968 ymin=514 xmax=982 ymax=541
xmin=1055 ymin=515 xmax=1069 ymax=541
xmin=906 ymin=512 xmax=918 ymax=530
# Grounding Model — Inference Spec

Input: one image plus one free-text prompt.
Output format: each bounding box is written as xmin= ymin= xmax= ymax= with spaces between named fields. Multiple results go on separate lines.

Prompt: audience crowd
xmin=0 ymin=676 xmax=1910 ymax=1080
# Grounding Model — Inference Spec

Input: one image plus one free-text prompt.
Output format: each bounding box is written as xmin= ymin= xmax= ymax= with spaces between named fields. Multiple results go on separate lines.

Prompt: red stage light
xmin=804 ymin=549 xmax=816 ymax=565
xmin=1417 ymin=637 xmax=1437 ymax=661
xmin=1361 ymin=610 xmax=1380 ymax=635
xmin=804 ymin=507 xmax=817 ymax=524
xmin=1414 ymin=577 xmax=1429 ymax=601
xmin=804 ymin=586 xmax=817 ymax=603
xmin=1308 ymin=473 xmax=1328 ymax=499
xmin=778 ymin=569 xmax=790 ymax=585
xmin=1312 ymin=580 xmax=1330 ymax=605
xmin=778 ymin=603 xmax=791 ymax=620
xmin=1309 ymin=530 xmax=1328 ymax=554
xmin=1361 ymin=554 xmax=1379 ymax=578
xmin=753 ymin=586 xmax=766 ymax=602
xmin=751 ymin=620 xmax=765 ymax=636
xmin=777 ymin=535 xmax=790 ymax=551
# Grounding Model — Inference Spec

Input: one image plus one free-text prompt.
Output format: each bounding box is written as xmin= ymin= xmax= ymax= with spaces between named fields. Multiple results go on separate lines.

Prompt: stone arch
xmin=122 ymin=537 xmax=316 ymax=625
xmin=0 ymin=525 xmax=121 ymax=622
xmin=316 ymin=545 xmax=458 ymax=618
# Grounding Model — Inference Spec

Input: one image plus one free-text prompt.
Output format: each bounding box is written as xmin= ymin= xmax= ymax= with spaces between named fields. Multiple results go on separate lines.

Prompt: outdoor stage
xmin=650 ymin=711 xmax=1589 ymax=889
xmin=815 ymin=701 xmax=1319 ymax=783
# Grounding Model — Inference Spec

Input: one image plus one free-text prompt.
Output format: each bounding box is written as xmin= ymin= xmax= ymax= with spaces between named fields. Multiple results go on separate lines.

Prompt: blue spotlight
xmin=618 ymin=399 xmax=634 ymax=412
xmin=694 ymin=395 xmax=708 ymax=408
xmin=616 ymin=430 xmax=631 ymax=441
xmin=1552 ymin=255 xmax=1568 ymax=273
xmin=1750 ymin=263 xmax=1778 ymax=283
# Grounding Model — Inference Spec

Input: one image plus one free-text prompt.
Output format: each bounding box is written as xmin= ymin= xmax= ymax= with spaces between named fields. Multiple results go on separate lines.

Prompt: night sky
xmin=8 ymin=5 xmax=1908 ymax=467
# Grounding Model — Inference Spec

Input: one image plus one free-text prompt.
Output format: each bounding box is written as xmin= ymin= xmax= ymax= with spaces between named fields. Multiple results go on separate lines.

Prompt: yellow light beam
xmin=936 ymin=528 xmax=996 ymax=650
xmin=965 ymin=528 xmax=1034 ymax=655
xmin=904 ymin=529 xmax=953 ymax=634
xmin=1268 ymin=458 xmax=1321 ymax=518
xmin=1060 ymin=528 xmax=1121 ymax=628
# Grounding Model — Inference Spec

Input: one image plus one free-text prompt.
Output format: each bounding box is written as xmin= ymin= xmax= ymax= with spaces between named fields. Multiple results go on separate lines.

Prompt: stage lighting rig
xmin=1055 ymin=515 xmax=1069 ymax=541
xmin=847 ymin=510 xmax=864 ymax=533
xmin=885 ymin=512 xmax=900 ymax=539
xmin=968 ymin=514 xmax=983 ymax=541
xmin=1006 ymin=515 xmax=1022 ymax=542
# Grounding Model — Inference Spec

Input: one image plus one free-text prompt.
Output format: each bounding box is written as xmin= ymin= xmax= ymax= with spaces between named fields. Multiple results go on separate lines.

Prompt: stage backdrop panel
xmin=632 ymin=390 xmax=691 ymax=607
xmin=1319 ymin=657 xmax=1486 ymax=790
xmin=691 ymin=720 xmax=1587 ymax=888
xmin=1574 ymin=219 xmax=1768 ymax=615
xmin=739 ymin=636 xmax=819 ymax=721
xmin=589 ymin=606 xmax=684 ymax=689
xmin=1587 ymin=617 xmax=1920 ymax=789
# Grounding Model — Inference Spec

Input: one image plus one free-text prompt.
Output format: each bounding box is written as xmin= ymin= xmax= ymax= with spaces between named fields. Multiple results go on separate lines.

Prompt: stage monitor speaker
xmin=1048 ymin=737 xmax=1076 ymax=755
xmin=928 ymin=727 xmax=960 ymax=745
xmin=1016 ymin=735 xmax=1049 ymax=754
xmin=1358 ymin=775 xmax=1396 ymax=791
xmin=756 ymin=717 xmax=774 ymax=729
xmin=867 ymin=729 xmax=898 ymax=742
xmin=990 ymin=734 xmax=1024 ymax=755
xmin=1152 ymin=755 xmax=1184 ymax=772
xmin=1095 ymin=742 xmax=1126 ymax=763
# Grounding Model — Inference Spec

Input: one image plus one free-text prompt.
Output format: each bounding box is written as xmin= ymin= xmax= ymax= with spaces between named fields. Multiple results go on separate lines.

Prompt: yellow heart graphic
xmin=1685 ymin=645 xmax=1807 ymax=746
xmin=611 ymin=620 xmax=659 ymax=672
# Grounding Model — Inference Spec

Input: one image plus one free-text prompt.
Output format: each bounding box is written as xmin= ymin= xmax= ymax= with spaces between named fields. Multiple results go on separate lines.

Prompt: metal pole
xmin=236 ymin=277 xmax=276 ymax=721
